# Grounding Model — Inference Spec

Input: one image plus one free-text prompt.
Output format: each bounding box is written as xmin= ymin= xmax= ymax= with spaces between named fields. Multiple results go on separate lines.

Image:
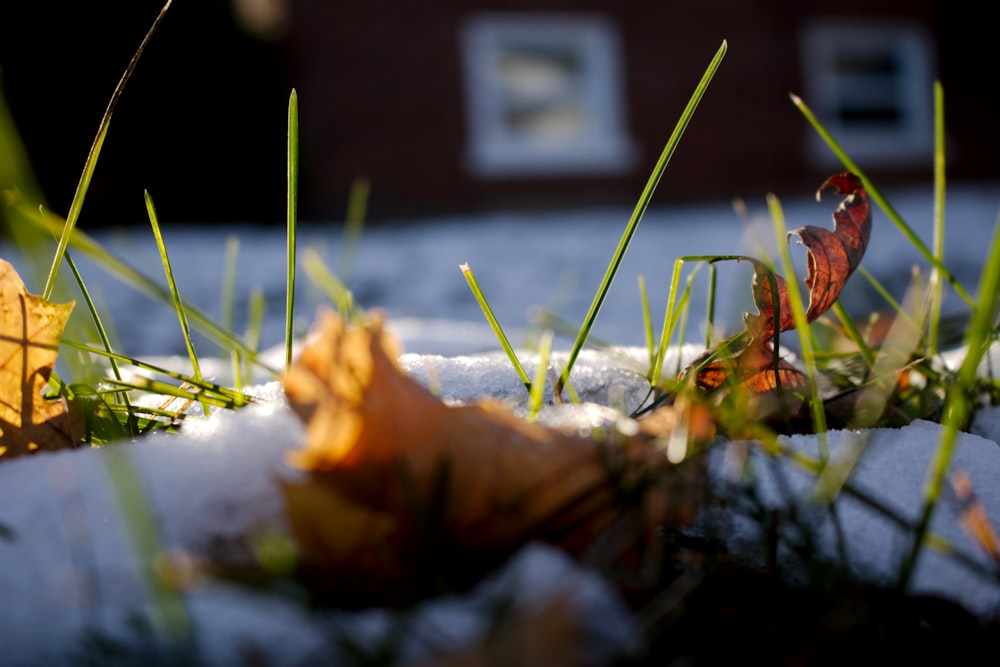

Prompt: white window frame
xmin=460 ymin=12 xmax=637 ymax=177
xmin=799 ymin=19 xmax=936 ymax=167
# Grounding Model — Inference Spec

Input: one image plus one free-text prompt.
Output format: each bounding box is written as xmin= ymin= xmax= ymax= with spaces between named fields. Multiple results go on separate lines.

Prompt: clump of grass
xmin=1 ymin=2 xmax=278 ymax=440
xmin=462 ymin=38 xmax=1000 ymax=641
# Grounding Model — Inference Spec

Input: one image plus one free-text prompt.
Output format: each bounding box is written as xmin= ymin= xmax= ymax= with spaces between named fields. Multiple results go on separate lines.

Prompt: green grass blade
xmin=790 ymin=92 xmax=974 ymax=310
xmin=650 ymin=259 xmax=687 ymax=387
xmin=285 ymin=88 xmax=299 ymax=373
xmin=221 ymin=235 xmax=243 ymax=390
xmin=144 ymin=191 xmax=205 ymax=403
xmin=43 ymin=1 xmax=172 ymax=301
xmin=768 ymin=194 xmax=828 ymax=443
xmin=527 ymin=330 xmax=554 ymax=422
xmin=302 ymin=249 xmax=356 ymax=317
xmin=340 ymin=177 xmax=371 ymax=285
xmin=705 ymin=262 xmax=718 ymax=347
xmin=831 ymin=300 xmax=876 ymax=370
xmin=61 ymin=340 xmax=254 ymax=408
xmin=857 ymin=265 xmax=921 ymax=332
xmin=638 ymin=275 xmax=655 ymax=366
xmin=897 ymin=208 xmax=1000 ymax=591
xmin=557 ymin=40 xmax=727 ymax=393
xmin=244 ymin=287 xmax=266 ymax=384
xmin=929 ymin=81 xmax=946 ymax=355
xmin=461 ymin=262 xmax=532 ymax=391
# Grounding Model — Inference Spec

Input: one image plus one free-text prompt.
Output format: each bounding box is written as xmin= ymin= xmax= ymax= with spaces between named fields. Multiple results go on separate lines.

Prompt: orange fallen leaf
xmin=0 ymin=258 xmax=79 ymax=459
xmin=281 ymin=310 xmax=707 ymax=601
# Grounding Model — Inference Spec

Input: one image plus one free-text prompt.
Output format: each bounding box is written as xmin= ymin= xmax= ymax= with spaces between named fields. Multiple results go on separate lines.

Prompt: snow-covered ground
xmin=1 ymin=182 xmax=999 ymax=665
xmin=28 ymin=180 xmax=1000 ymax=360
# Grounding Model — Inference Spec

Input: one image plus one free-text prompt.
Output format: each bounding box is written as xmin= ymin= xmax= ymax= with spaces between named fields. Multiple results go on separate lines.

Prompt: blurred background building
xmin=1 ymin=0 xmax=996 ymax=225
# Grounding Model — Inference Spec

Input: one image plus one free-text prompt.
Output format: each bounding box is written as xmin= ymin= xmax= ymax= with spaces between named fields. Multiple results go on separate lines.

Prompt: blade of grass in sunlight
xmin=244 ymin=286 xmax=266 ymax=384
xmin=848 ymin=274 xmax=930 ymax=430
xmin=527 ymin=330 xmax=554 ymax=422
xmin=790 ymin=91 xmax=975 ymax=311
xmin=638 ymin=275 xmax=655 ymax=367
xmin=461 ymin=262 xmax=532 ymax=391
xmin=340 ymin=177 xmax=371 ymax=285
xmin=62 ymin=340 xmax=254 ymax=407
xmin=144 ymin=191 xmax=207 ymax=414
xmin=831 ymin=300 xmax=876 ymax=369
xmin=768 ymin=194 xmax=828 ymax=443
xmin=557 ymin=40 xmax=727 ymax=394
xmin=898 ymin=208 xmax=1000 ymax=591
xmin=929 ymin=81 xmax=946 ymax=355
xmin=43 ymin=1 xmax=172 ymax=301
xmin=856 ymin=264 xmax=921 ymax=332
xmin=105 ymin=378 xmax=248 ymax=411
xmin=222 ymin=235 xmax=243 ymax=390
xmin=649 ymin=260 xmax=683 ymax=387
xmin=302 ymin=249 xmax=355 ymax=317
xmin=705 ymin=262 xmax=718 ymax=347
xmin=286 ymin=88 xmax=299 ymax=374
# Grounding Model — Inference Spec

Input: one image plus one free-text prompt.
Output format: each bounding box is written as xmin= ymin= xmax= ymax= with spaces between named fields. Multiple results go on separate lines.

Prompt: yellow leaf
xmin=281 ymin=310 xmax=707 ymax=598
xmin=0 ymin=258 xmax=78 ymax=459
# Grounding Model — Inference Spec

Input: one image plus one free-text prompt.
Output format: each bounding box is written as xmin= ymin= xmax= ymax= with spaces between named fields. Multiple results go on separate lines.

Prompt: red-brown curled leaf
xmin=746 ymin=171 xmax=871 ymax=345
xmin=747 ymin=263 xmax=792 ymax=343
xmin=686 ymin=173 xmax=870 ymax=414
xmin=796 ymin=172 xmax=871 ymax=323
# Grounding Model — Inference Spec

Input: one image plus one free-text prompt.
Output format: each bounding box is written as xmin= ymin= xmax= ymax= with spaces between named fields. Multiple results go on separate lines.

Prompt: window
xmin=799 ymin=19 xmax=936 ymax=166
xmin=460 ymin=13 xmax=637 ymax=177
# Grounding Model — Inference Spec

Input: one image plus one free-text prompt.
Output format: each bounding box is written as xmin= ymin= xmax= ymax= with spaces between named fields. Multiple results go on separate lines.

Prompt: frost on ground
xmin=1 ymin=344 xmax=1000 ymax=665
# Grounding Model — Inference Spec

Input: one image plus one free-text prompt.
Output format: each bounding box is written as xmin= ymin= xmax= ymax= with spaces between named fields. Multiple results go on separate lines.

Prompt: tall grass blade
xmin=302 ymin=249 xmax=356 ymax=317
xmin=848 ymin=275 xmax=930 ymax=430
xmin=857 ymin=265 xmax=921 ymax=332
xmin=831 ymin=300 xmax=876 ymax=370
xmin=43 ymin=1 xmax=172 ymax=301
xmin=898 ymin=209 xmax=1000 ymax=590
xmin=222 ymin=235 xmax=243 ymax=390
xmin=768 ymin=195 xmax=828 ymax=442
xmin=705 ymin=262 xmax=717 ymax=347
xmin=340 ymin=177 xmax=371 ymax=284
xmin=244 ymin=287 xmax=266 ymax=384
xmin=650 ymin=259 xmax=687 ymax=387
xmin=638 ymin=275 xmax=655 ymax=366
xmin=527 ymin=330 xmax=554 ymax=422
xmin=557 ymin=40 xmax=726 ymax=393
xmin=144 ymin=191 xmax=205 ymax=412
xmin=286 ymin=89 xmax=299 ymax=373
xmin=461 ymin=263 xmax=532 ymax=391
xmin=929 ymin=81 xmax=946 ymax=355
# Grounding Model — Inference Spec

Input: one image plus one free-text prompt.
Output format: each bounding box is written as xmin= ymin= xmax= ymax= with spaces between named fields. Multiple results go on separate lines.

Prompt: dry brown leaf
xmin=0 ymin=258 xmax=79 ymax=459
xmin=281 ymin=310 xmax=707 ymax=599
xmin=683 ymin=173 xmax=871 ymax=427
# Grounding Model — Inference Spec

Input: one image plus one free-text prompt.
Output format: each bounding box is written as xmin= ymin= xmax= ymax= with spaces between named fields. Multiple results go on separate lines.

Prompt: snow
xmin=1 ymin=183 xmax=1000 ymax=663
